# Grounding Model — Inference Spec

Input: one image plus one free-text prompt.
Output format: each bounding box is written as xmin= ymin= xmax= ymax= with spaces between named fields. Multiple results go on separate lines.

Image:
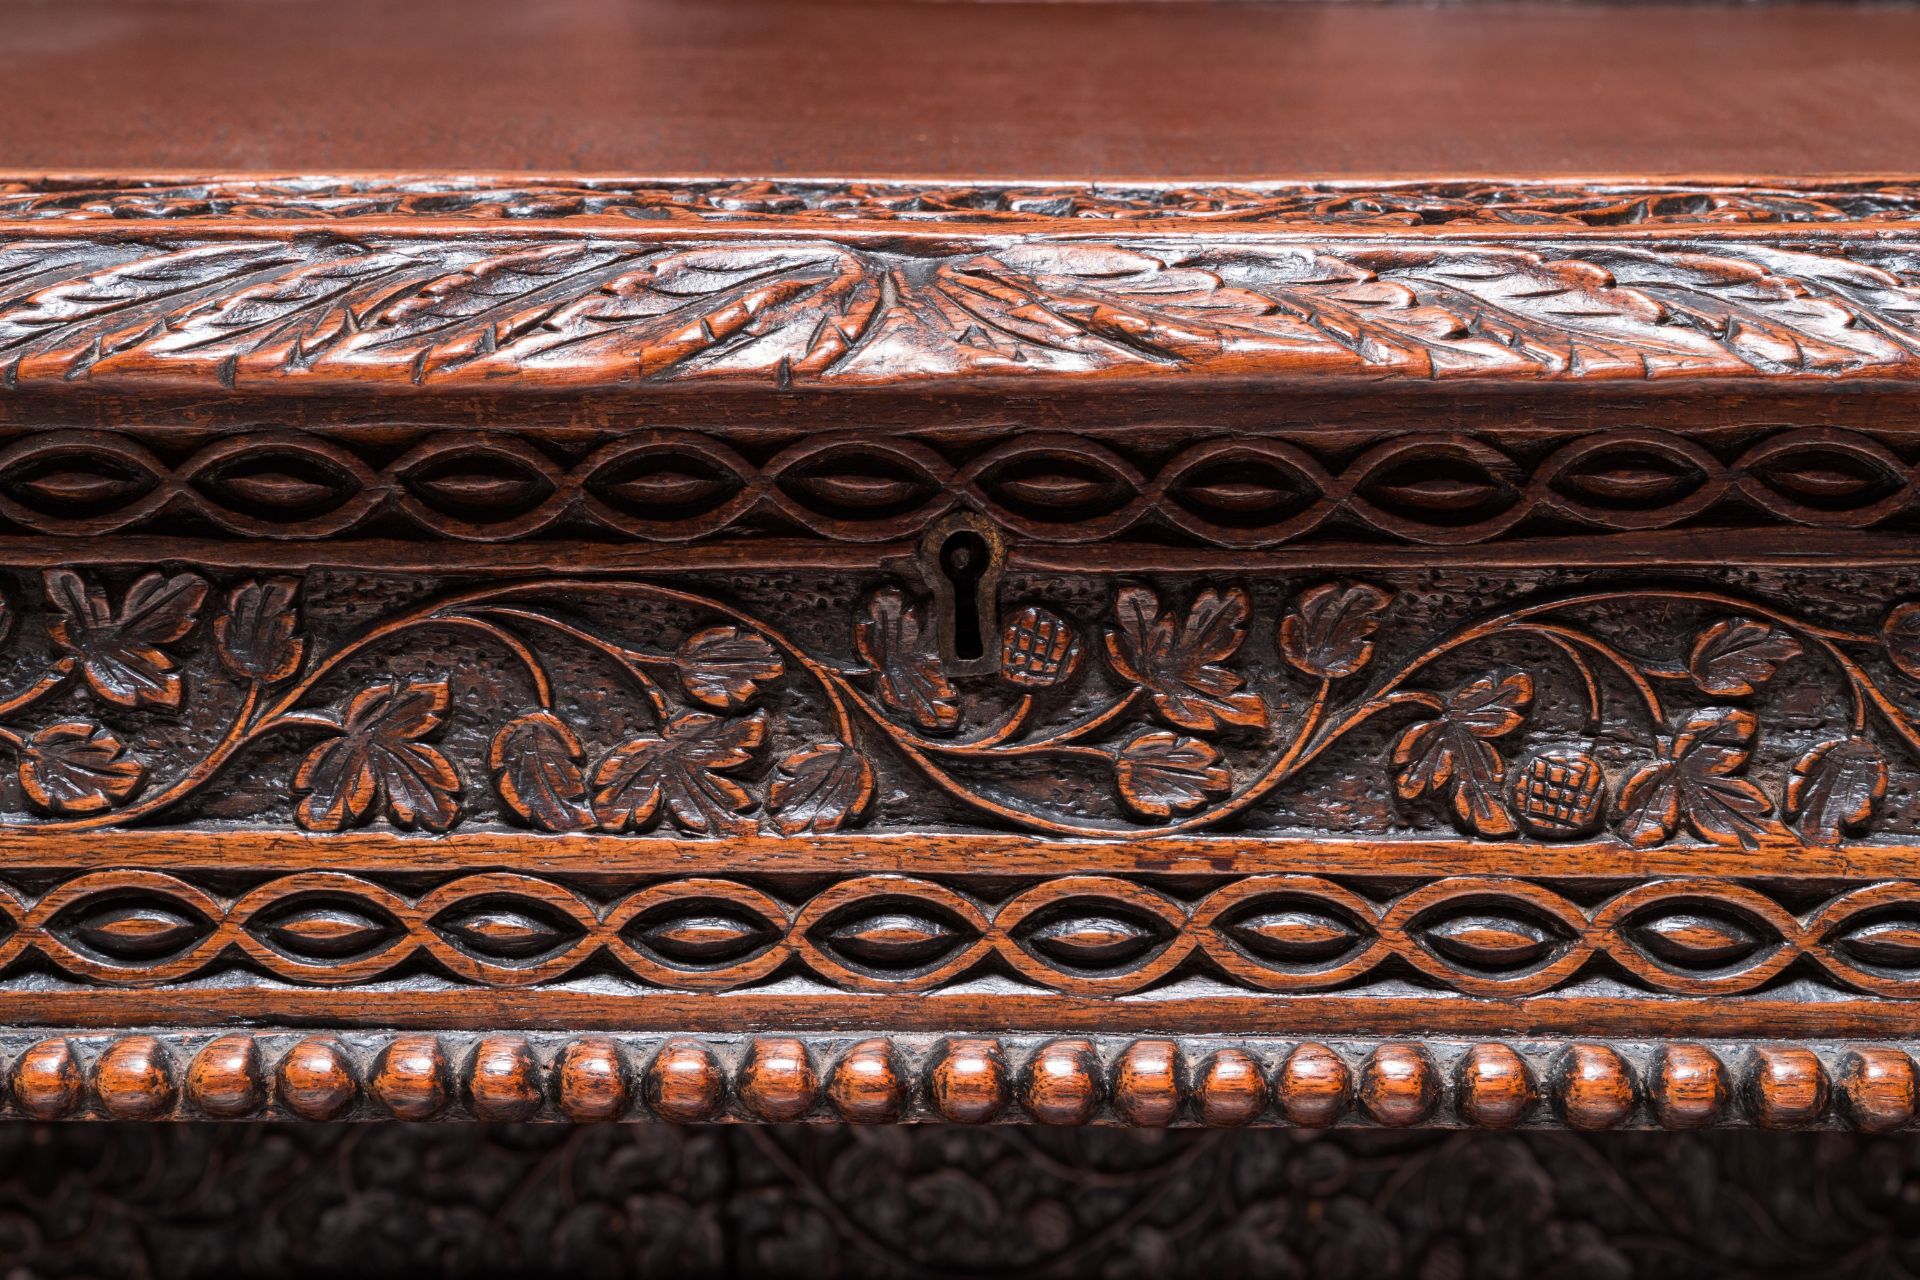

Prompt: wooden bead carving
xmin=187 ymin=1033 xmax=264 ymax=1119
xmin=1838 ymin=1048 xmax=1917 ymax=1133
xmin=1193 ymin=1049 xmax=1267 ymax=1127
xmin=1652 ymin=1044 xmax=1728 ymax=1130
xmin=645 ymin=1039 xmax=724 ymax=1123
xmin=1111 ymin=1040 xmax=1182 ymax=1127
xmin=1358 ymin=1044 xmax=1438 ymax=1128
xmin=827 ymin=1039 xmax=905 ymax=1123
xmin=1457 ymin=1043 xmax=1535 ymax=1129
xmin=11 ymin=1038 xmax=83 ymax=1120
xmin=1022 ymin=1039 xmax=1101 ymax=1126
xmin=1745 ymin=1047 xmax=1829 ymax=1129
xmin=553 ymin=1037 xmax=629 ymax=1122
xmin=1277 ymin=1043 xmax=1351 ymax=1128
xmin=371 ymin=1035 xmax=449 ymax=1121
xmin=739 ymin=1037 xmax=818 ymax=1122
xmin=929 ymin=1038 xmax=1007 ymax=1124
xmin=467 ymin=1036 xmax=542 ymax=1121
xmin=93 ymin=1035 xmax=176 ymax=1120
xmin=275 ymin=1037 xmax=358 ymax=1121
xmin=1555 ymin=1043 xmax=1636 ymax=1131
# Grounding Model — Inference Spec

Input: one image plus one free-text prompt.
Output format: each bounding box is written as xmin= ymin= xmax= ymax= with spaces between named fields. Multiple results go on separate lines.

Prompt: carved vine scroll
xmin=0 ymin=566 xmax=1913 ymax=847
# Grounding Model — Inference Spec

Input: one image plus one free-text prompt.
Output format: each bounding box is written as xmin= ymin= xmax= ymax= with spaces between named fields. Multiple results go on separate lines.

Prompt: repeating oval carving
xmin=629 ymin=906 xmax=778 ymax=966
xmin=816 ymin=908 xmax=973 ymax=970
xmin=431 ymin=899 xmax=584 ymax=961
xmin=1626 ymin=909 xmax=1770 ymax=969
xmin=11 ymin=872 xmax=1920 ymax=997
xmin=252 ymin=898 xmax=403 ymax=960
xmin=60 ymin=899 xmax=211 ymax=960
xmin=1417 ymin=910 xmax=1565 ymax=970
xmin=0 ymin=426 xmax=1915 ymax=545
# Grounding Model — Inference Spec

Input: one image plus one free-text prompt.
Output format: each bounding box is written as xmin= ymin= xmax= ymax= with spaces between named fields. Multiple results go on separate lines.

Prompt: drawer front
xmin=3 ymin=177 xmax=1920 ymax=1126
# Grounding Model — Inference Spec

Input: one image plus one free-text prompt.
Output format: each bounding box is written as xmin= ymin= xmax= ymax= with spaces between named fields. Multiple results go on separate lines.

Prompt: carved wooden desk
xmin=5 ymin=0 xmax=1920 ymax=1131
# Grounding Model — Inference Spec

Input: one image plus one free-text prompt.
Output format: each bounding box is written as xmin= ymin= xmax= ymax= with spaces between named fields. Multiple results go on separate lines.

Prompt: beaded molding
xmin=9 ymin=1031 xmax=1918 ymax=1130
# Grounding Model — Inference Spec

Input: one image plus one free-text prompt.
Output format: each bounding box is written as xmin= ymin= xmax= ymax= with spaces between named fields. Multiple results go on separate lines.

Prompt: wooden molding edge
xmin=10 ymin=1028 xmax=1915 ymax=1130
xmin=6 ymin=175 xmax=1920 ymax=226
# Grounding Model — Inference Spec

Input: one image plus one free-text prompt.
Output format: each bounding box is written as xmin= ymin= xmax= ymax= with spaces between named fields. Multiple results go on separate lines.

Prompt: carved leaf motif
xmin=1114 ymin=730 xmax=1231 ymax=819
xmin=1687 ymin=616 xmax=1802 ymax=697
xmin=123 ymin=250 xmax=418 ymax=372
xmin=933 ymin=244 xmax=1278 ymax=364
xmin=1615 ymin=707 xmax=1783 ymax=849
xmin=293 ymin=677 xmax=461 ymax=833
xmin=0 ymin=244 xmax=301 ymax=373
xmin=1103 ymin=585 xmax=1269 ymax=732
xmin=768 ymin=742 xmax=876 ymax=835
xmin=17 ymin=720 xmax=144 ymax=815
xmin=675 ymin=626 xmax=784 ymax=711
xmin=45 ymin=569 xmax=208 ymax=708
xmin=213 ymin=577 xmax=304 ymax=684
xmin=1785 ymin=736 xmax=1888 ymax=846
xmin=1884 ymin=602 xmax=1920 ymax=681
xmin=590 ymin=711 xmax=767 ymax=835
xmin=1279 ymin=581 xmax=1393 ymax=679
xmin=1391 ymin=669 xmax=1533 ymax=836
xmin=489 ymin=711 xmax=592 ymax=833
xmin=855 ymin=588 xmax=959 ymax=733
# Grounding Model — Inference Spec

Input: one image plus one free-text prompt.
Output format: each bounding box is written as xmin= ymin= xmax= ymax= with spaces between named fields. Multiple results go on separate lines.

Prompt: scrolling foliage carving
xmin=2 ymin=234 xmax=1920 ymax=388
xmin=0 ymin=565 xmax=1912 ymax=846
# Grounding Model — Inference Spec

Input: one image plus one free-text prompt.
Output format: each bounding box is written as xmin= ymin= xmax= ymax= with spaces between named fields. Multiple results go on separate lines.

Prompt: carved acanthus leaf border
xmin=1 ymin=233 xmax=1919 ymax=387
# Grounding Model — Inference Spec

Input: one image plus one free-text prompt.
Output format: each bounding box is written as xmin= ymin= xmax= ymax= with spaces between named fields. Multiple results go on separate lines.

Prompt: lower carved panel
xmin=5 ymin=1029 xmax=1916 ymax=1132
xmin=6 ymin=1123 xmax=1912 ymax=1280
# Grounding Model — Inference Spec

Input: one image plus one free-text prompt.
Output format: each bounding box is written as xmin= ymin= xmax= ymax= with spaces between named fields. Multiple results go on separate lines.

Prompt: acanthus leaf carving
xmin=3 ymin=231 xmax=1920 ymax=388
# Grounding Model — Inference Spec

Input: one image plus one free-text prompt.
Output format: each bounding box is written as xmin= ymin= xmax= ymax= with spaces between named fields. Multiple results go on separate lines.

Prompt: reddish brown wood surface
xmin=7 ymin=1 xmax=1920 ymax=179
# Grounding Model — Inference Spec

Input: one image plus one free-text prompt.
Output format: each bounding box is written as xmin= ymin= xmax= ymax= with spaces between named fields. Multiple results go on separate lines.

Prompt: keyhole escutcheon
xmin=920 ymin=513 xmax=1005 ymax=675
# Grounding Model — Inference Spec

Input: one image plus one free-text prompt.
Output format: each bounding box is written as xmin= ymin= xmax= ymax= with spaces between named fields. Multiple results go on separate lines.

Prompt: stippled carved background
xmin=3 ymin=1124 xmax=1917 ymax=1279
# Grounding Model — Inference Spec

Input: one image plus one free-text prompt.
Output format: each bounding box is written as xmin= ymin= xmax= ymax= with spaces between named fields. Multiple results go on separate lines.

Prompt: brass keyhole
xmin=939 ymin=529 xmax=991 ymax=661
xmin=920 ymin=514 xmax=1004 ymax=674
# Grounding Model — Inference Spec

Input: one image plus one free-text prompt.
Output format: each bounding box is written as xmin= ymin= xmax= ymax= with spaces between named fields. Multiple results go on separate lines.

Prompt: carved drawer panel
xmin=3 ymin=176 xmax=1920 ymax=1127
